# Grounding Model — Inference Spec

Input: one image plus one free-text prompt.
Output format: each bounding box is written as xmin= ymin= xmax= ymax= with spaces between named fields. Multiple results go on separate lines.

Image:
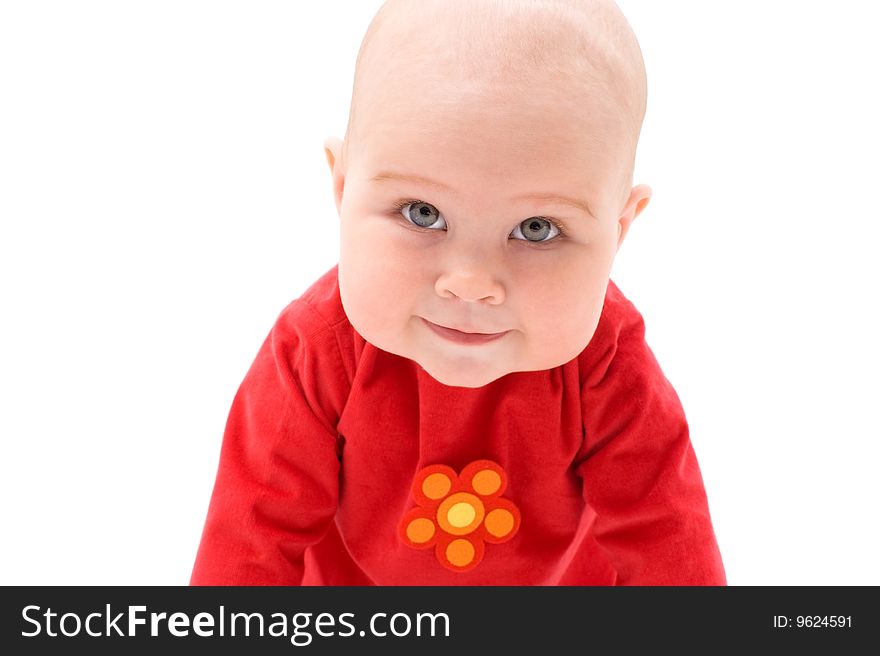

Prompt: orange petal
xmin=411 ymin=464 xmax=460 ymax=506
xmin=436 ymin=534 xmax=484 ymax=572
xmin=481 ymin=498 xmax=521 ymax=544
xmin=460 ymin=459 xmax=507 ymax=497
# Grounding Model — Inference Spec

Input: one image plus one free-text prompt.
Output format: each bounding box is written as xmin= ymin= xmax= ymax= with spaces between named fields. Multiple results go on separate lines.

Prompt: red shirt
xmin=191 ymin=265 xmax=726 ymax=585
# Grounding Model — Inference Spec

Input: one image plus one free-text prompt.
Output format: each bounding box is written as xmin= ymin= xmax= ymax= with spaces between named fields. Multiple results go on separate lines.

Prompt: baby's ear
xmin=324 ymin=137 xmax=342 ymax=173
xmin=323 ymin=137 xmax=345 ymax=216
xmin=616 ymin=184 xmax=652 ymax=250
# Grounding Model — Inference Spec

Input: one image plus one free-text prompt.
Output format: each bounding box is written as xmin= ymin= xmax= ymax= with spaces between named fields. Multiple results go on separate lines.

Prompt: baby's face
xmin=326 ymin=79 xmax=649 ymax=388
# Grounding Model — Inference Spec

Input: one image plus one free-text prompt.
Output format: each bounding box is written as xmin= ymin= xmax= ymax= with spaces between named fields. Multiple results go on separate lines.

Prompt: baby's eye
xmin=511 ymin=217 xmax=560 ymax=243
xmin=399 ymin=201 xmax=447 ymax=230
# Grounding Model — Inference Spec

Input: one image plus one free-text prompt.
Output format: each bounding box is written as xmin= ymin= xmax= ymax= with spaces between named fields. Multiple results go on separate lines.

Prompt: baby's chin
xmin=416 ymin=359 xmax=509 ymax=389
xmin=371 ymin=335 xmax=511 ymax=388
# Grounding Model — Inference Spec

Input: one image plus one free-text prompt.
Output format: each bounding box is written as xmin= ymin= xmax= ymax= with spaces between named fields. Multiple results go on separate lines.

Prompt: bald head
xmin=341 ymin=0 xmax=648 ymax=208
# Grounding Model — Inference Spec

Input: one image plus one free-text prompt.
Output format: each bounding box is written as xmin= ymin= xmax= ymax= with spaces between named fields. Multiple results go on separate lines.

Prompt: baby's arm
xmin=190 ymin=307 xmax=341 ymax=585
xmin=576 ymin=299 xmax=726 ymax=585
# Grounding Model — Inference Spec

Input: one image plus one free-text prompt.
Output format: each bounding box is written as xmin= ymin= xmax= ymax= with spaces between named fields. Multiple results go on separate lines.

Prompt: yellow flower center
xmin=437 ymin=492 xmax=485 ymax=536
xmin=447 ymin=502 xmax=476 ymax=528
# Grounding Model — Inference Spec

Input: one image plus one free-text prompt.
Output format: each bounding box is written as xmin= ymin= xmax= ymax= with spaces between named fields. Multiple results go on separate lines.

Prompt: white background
xmin=1 ymin=0 xmax=878 ymax=586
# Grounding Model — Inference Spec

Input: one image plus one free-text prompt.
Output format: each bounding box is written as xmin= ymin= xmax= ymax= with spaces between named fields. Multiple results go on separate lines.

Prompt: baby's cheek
xmin=525 ymin=277 xmax=602 ymax=353
xmin=521 ymin=273 xmax=571 ymax=313
xmin=341 ymin=259 xmax=411 ymax=335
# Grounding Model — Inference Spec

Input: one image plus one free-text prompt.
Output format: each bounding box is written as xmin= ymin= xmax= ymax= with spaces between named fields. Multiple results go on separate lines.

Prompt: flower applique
xmin=398 ymin=459 xmax=521 ymax=572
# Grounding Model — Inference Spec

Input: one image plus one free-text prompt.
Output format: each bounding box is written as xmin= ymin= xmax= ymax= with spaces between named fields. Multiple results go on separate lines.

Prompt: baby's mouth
xmin=421 ymin=318 xmax=510 ymax=344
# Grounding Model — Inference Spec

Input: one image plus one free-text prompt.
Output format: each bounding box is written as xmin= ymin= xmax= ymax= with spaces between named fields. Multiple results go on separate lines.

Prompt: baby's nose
xmin=434 ymin=269 xmax=505 ymax=305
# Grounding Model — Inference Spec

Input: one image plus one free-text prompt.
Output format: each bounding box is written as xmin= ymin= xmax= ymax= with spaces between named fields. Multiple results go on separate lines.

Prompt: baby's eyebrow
xmin=369 ymin=171 xmax=598 ymax=220
xmin=515 ymin=191 xmax=598 ymax=221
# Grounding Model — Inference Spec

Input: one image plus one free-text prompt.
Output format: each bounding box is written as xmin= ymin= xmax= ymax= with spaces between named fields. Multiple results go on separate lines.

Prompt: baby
xmin=191 ymin=0 xmax=726 ymax=585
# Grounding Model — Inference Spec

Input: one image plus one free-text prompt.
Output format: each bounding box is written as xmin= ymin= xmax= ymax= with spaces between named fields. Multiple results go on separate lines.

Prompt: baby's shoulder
xmin=271 ymin=264 xmax=360 ymax=386
xmin=271 ymin=264 xmax=347 ymax=333
xmin=577 ymin=279 xmax=650 ymax=385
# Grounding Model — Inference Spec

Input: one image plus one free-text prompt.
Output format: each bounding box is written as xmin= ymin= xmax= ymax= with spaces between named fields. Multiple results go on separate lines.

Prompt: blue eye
xmin=398 ymin=201 xmax=447 ymax=230
xmin=511 ymin=217 xmax=560 ymax=243
xmin=393 ymin=199 xmax=566 ymax=243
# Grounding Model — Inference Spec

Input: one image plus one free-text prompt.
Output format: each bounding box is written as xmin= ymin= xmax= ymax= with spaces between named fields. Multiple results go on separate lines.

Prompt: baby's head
xmin=325 ymin=0 xmax=651 ymax=388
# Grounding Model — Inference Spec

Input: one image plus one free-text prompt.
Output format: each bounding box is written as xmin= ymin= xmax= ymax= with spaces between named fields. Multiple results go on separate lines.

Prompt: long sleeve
xmin=190 ymin=301 xmax=344 ymax=585
xmin=576 ymin=290 xmax=726 ymax=585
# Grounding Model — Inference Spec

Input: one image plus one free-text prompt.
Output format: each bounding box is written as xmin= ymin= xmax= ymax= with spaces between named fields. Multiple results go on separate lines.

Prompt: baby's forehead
xmin=350 ymin=0 xmax=646 ymax=154
xmin=357 ymin=59 xmax=624 ymax=164
xmin=366 ymin=2 xmax=619 ymax=86
xmin=353 ymin=104 xmax=625 ymax=214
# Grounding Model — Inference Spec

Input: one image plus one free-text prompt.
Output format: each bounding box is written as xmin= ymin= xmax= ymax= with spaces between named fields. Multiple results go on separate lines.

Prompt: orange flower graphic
xmin=398 ymin=459 xmax=521 ymax=572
